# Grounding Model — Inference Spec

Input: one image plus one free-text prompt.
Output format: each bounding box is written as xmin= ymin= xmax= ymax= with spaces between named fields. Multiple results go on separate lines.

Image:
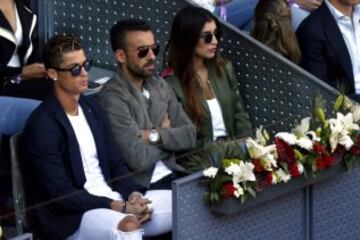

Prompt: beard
xmin=127 ymin=59 xmax=155 ymax=79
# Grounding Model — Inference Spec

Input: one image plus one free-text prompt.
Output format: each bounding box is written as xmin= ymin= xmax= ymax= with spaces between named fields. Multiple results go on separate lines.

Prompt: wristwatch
xmin=149 ymin=129 xmax=160 ymax=144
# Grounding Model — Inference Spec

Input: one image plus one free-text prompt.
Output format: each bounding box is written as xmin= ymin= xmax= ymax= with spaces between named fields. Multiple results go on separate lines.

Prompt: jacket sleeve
xmin=0 ymin=66 xmax=22 ymax=87
xmin=296 ymin=21 xmax=332 ymax=86
xmin=225 ymin=62 xmax=253 ymax=138
xmin=23 ymin=110 xmax=113 ymax=211
xmin=158 ymin=80 xmax=197 ymax=151
xmin=100 ymin=94 xmax=172 ymax=172
xmin=97 ymin=105 xmax=147 ymax=197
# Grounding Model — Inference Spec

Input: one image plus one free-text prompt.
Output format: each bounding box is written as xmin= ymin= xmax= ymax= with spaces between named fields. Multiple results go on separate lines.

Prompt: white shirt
xmin=7 ymin=4 xmax=23 ymax=67
xmin=325 ymin=1 xmax=360 ymax=94
xmin=206 ymin=98 xmax=227 ymax=140
xmin=190 ymin=0 xmax=215 ymax=13
xmin=67 ymin=106 xmax=122 ymax=200
xmin=141 ymin=88 xmax=172 ymax=183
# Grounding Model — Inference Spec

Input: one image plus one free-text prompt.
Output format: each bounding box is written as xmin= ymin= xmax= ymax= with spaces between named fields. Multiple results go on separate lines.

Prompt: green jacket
xmin=165 ymin=61 xmax=252 ymax=149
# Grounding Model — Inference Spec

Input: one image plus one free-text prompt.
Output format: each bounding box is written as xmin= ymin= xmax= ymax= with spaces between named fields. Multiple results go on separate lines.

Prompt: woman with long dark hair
xmin=251 ymin=0 xmax=302 ymax=63
xmin=162 ymin=6 xmax=252 ymax=149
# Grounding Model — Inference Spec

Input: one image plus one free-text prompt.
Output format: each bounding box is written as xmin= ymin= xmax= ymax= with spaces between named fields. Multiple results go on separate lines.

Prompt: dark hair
xmin=44 ymin=34 xmax=83 ymax=69
xmin=251 ymin=0 xmax=301 ymax=63
xmin=110 ymin=19 xmax=152 ymax=52
xmin=165 ymin=6 xmax=223 ymax=127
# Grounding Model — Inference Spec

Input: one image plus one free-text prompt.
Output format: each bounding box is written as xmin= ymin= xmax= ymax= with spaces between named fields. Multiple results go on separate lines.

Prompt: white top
xmin=7 ymin=4 xmax=23 ymax=67
xmin=325 ymin=1 xmax=360 ymax=94
xmin=141 ymin=88 xmax=172 ymax=183
xmin=190 ymin=0 xmax=215 ymax=13
xmin=206 ymin=98 xmax=227 ymax=140
xmin=67 ymin=106 xmax=122 ymax=200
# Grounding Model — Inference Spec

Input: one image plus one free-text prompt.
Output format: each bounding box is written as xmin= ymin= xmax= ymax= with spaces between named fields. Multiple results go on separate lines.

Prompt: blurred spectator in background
xmin=289 ymin=0 xmax=323 ymax=30
xmin=0 ymin=0 xmax=52 ymax=100
xmin=296 ymin=0 xmax=360 ymax=98
xmin=252 ymin=0 xmax=302 ymax=63
xmin=190 ymin=0 xmax=259 ymax=30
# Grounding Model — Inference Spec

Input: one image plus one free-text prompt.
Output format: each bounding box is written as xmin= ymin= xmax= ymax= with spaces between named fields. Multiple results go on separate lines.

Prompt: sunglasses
xmin=137 ymin=44 xmax=160 ymax=58
xmin=53 ymin=59 xmax=92 ymax=77
xmin=200 ymin=30 xmax=222 ymax=44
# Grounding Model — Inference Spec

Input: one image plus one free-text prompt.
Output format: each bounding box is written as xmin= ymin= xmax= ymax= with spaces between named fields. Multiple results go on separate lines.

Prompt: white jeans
xmin=67 ymin=190 xmax=172 ymax=240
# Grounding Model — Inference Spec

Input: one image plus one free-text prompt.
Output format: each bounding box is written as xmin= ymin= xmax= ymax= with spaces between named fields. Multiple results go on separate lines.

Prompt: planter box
xmin=211 ymin=163 xmax=346 ymax=215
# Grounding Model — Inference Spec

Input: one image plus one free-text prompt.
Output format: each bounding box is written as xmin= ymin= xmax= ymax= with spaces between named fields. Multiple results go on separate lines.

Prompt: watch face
xmin=149 ymin=130 xmax=160 ymax=142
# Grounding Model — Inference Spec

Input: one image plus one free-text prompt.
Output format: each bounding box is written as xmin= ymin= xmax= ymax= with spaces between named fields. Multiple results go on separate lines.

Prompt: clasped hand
xmin=126 ymin=194 xmax=152 ymax=223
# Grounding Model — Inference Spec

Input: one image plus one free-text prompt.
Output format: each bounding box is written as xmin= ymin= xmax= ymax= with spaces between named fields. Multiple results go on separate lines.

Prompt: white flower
xmin=297 ymin=162 xmax=304 ymax=174
xmin=306 ymin=131 xmax=321 ymax=142
xmin=203 ymin=167 xmax=218 ymax=178
xmin=233 ymin=183 xmax=244 ymax=198
xmin=329 ymin=113 xmax=359 ymax=152
xmin=293 ymin=117 xmax=311 ymax=137
xmin=272 ymin=169 xmax=291 ymax=184
xmin=246 ymin=138 xmax=276 ymax=159
xmin=351 ymin=104 xmax=360 ymax=122
xmin=296 ymin=137 xmax=313 ymax=150
xmin=261 ymin=154 xmax=278 ymax=171
xmin=225 ymin=161 xmax=256 ymax=183
xmin=255 ymin=126 xmax=268 ymax=146
xmin=275 ymin=132 xmax=297 ymax=145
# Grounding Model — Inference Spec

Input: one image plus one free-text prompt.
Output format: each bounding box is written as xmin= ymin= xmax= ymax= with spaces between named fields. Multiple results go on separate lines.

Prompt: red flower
xmin=313 ymin=142 xmax=326 ymax=155
xmin=316 ymin=155 xmax=334 ymax=171
xmin=266 ymin=172 xmax=273 ymax=185
xmin=289 ymin=163 xmax=301 ymax=177
xmin=256 ymin=172 xmax=273 ymax=189
xmin=222 ymin=183 xmax=235 ymax=199
xmin=252 ymin=159 xmax=264 ymax=173
xmin=275 ymin=138 xmax=296 ymax=164
xmin=351 ymin=144 xmax=360 ymax=156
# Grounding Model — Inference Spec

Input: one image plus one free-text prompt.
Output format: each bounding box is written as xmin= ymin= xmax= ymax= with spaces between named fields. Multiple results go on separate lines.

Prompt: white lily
xmin=225 ymin=161 xmax=256 ymax=183
xmin=255 ymin=126 xmax=268 ymax=146
xmin=246 ymin=138 xmax=276 ymax=159
xmin=293 ymin=117 xmax=311 ymax=137
xmin=261 ymin=154 xmax=278 ymax=171
xmin=275 ymin=132 xmax=297 ymax=145
xmin=203 ymin=167 xmax=218 ymax=179
xmin=351 ymin=103 xmax=360 ymax=123
xmin=329 ymin=113 xmax=359 ymax=152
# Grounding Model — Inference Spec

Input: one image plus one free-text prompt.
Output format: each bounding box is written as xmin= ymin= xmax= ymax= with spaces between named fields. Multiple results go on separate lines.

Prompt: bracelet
xmin=9 ymin=75 xmax=22 ymax=84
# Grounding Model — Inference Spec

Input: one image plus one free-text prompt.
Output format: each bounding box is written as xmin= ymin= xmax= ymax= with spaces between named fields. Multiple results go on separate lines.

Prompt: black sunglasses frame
xmin=200 ymin=30 xmax=222 ymax=44
xmin=137 ymin=44 xmax=160 ymax=59
xmin=52 ymin=59 xmax=93 ymax=77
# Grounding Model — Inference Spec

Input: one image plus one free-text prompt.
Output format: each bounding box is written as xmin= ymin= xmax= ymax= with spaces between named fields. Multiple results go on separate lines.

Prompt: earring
xmin=54 ymin=78 xmax=57 ymax=81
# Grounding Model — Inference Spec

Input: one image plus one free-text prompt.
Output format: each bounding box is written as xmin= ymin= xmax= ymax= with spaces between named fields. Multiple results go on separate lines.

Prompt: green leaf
xmin=334 ymin=95 xmax=345 ymax=111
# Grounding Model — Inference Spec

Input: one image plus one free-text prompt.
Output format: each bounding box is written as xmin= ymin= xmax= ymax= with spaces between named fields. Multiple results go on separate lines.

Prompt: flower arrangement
xmin=201 ymin=94 xmax=360 ymax=204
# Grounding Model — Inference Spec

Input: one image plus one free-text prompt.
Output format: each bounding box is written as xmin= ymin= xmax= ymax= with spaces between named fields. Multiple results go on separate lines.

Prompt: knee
xmin=118 ymin=215 xmax=141 ymax=232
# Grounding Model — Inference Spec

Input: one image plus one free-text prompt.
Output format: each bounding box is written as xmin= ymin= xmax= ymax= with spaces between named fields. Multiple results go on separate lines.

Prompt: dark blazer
xmin=22 ymin=94 xmax=144 ymax=240
xmin=296 ymin=2 xmax=354 ymax=94
xmin=0 ymin=0 xmax=39 ymax=88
